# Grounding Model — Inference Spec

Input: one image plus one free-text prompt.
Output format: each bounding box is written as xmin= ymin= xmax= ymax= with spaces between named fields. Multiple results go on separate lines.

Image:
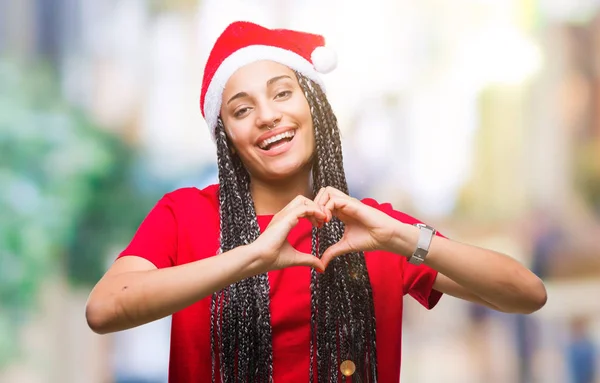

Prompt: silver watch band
xmin=408 ymin=223 xmax=436 ymax=265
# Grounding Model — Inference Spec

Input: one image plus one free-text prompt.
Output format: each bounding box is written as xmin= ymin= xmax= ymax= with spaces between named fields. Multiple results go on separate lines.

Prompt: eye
xmin=275 ymin=90 xmax=292 ymax=99
xmin=234 ymin=107 xmax=251 ymax=118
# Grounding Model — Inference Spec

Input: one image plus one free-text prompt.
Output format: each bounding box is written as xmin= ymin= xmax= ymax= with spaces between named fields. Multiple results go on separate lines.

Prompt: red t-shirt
xmin=118 ymin=184 xmax=443 ymax=383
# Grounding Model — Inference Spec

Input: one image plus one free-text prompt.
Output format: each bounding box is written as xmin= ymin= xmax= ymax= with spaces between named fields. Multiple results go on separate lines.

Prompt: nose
xmin=255 ymin=99 xmax=282 ymax=129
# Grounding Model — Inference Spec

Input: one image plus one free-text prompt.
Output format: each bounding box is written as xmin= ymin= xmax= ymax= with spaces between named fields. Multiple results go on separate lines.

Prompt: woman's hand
xmin=250 ymin=195 xmax=327 ymax=273
xmin=315 ymin=187 xmax=401 ymax=268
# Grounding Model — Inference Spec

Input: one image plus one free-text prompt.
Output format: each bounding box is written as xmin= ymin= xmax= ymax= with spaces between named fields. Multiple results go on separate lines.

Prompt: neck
xmin=250 ymin=166 xmax=314 ymax=216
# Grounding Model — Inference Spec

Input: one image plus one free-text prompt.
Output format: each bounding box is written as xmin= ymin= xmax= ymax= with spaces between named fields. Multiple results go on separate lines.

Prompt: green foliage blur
xmin=576 ymin=140 xmax=600 ymax=216
xmin=0 ymin=59 xmax=159 ymax=366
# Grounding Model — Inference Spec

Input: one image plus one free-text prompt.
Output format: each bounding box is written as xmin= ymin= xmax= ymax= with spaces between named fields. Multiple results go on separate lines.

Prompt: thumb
xmin=292 ymin=250 xmax=325 ymax=273
xmin=321 ymin=241 xmax=352 ymax=268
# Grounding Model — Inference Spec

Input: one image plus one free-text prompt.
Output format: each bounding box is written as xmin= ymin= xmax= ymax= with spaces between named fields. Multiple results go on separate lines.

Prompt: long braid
xmin=298 ymin=73 xmax=378 ymax=382
xmin=212 ymin=119 xmax=273 ymax=383
xmin=210 ymin=73 xmax=377 ymax=383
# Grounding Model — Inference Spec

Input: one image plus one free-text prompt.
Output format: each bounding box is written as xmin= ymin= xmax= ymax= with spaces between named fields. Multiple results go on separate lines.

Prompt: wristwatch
xmin=408 ymin=223 xmax=436 ymax=265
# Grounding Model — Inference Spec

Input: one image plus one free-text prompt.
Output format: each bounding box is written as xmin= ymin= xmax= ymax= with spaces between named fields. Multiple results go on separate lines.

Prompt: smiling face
xmin=219 ymin=60 xmax=316 ymax=182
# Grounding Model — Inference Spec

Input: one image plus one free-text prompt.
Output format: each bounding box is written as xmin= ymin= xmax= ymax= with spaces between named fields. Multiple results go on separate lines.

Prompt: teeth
xmin=259 ymin=130 xmax=295 ymax=149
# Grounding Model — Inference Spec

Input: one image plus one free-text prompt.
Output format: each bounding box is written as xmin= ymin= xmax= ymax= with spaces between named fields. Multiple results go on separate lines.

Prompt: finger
xmin=299 ymin=198 xmax=318 ymax=227
xmin=321 ymin=241 xmax=351 ymax=269
xmin=320 ymin=187 xmax=352 ymax=221
xmin=316 ymin=192 xmax=333 ymax=222
xmin=302 ymin=199 xmax=326 ymax=227
xmin=293 ymin=249 xmax=325 ymax=272
xmin=306 ymin=211 xmax=322 ymax=228
xmin=286 ymin=195 xmax=320 ymax=213
xmin=292 ymin=204 xmax=327 ymax=222
xmin=276 ymin=204 xmax=326 ymax=232
xmin=314 ymin=187 xmax=326 ymax=204
xmin=267 ymin=201 xmax=326 ymax=231
xmin=325 ymin=196 xmax=351 ymax=218
xmin=314 ymin=187 xmax=327 ymax=207
xmin=278 ymin=196 xmax=324 ymax=226
xmin=282 ymin=195 xmax=310 ymax=212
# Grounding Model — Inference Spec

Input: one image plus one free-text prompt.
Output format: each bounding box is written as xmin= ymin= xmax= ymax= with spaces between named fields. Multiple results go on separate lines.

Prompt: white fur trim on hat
xmin=203 ymin=45 xmax=326 ymax=141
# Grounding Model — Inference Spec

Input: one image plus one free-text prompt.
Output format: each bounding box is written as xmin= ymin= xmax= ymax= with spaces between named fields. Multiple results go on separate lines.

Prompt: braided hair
xmin=210 ymin=72 xmax=378 ymax=383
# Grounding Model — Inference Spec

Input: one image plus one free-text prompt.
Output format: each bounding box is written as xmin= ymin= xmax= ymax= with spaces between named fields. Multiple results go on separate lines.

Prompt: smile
xmin=258 ymin=130 xmax=296 ymax=150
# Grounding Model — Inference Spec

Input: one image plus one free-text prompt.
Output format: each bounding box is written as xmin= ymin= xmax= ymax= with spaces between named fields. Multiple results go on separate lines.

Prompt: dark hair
xmin=210 ymin=72 xmax=378 ymax=383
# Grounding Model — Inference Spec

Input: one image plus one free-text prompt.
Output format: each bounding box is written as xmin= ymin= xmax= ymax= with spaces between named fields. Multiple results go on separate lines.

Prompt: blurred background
xmin=1 ymin=0 xmax=600 ymax=382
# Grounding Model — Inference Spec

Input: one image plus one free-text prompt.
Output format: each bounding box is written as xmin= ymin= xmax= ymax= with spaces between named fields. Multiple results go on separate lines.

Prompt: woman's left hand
xmin=314 ymin=187 xmax=402 ymax=268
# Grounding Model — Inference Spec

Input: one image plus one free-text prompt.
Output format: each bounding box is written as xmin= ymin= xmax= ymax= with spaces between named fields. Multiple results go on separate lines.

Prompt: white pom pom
xmin=311 ymin=46 xmax=337 ymax=74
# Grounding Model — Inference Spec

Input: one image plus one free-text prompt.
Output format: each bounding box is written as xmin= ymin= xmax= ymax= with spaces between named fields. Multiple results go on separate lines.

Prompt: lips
xmin=255 ymin=127 xmax=296 ymax=148
xmin=258 ymin=130 xmax=296 ymax=150
xmin=257 ymin=134 xmax=296 ymax=156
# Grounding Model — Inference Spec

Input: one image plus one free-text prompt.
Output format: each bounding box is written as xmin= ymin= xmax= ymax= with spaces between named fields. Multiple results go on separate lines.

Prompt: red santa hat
xmin=200 ymin=21 xmax=337 ymax=141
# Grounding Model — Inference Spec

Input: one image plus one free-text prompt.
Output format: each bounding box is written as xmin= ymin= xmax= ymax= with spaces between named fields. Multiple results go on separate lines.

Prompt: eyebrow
xmin=226 ymin=75 xmax=293 ymax=105
xmin=267 ymin=75 xmax=292 ymax=86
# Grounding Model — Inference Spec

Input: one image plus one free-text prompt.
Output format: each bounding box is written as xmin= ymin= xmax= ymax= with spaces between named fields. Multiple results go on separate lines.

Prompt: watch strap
xmin=408 ymin=223 xmax=436 ymax=265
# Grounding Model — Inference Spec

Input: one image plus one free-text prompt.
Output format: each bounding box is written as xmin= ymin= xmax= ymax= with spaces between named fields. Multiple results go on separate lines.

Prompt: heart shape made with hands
xmin=312 ymin=187 xmax=400 ymax=268
xmin=256 ymin=186 xmax=404 ymax=273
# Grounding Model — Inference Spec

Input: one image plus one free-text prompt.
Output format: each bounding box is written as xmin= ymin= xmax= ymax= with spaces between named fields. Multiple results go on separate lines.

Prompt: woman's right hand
xmin=251 ymin=193 xmax=328 ymax=273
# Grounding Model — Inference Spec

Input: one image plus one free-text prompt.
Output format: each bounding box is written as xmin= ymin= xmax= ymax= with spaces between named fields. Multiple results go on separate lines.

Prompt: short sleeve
xmin=402 ymin=259 xmax=442 ymax=309
xmin=361 ymin=198 xmax=443 ymax=310
xmin=117 ymin=195 xmax=177 ymax=269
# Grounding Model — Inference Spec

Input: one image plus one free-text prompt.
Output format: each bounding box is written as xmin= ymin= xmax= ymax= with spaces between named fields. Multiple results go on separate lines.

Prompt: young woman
xmin=86 ymin=21 xmax=547 ymax=383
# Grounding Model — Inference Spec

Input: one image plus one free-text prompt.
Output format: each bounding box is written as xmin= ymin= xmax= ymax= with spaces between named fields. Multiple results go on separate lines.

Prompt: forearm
xmin=428 ymin=238 xmax=546 ymax=312
xmin=388 ymin=223 xmax=547 ymax=313
xmin=86 ymin=244 xmax=263 ymax=334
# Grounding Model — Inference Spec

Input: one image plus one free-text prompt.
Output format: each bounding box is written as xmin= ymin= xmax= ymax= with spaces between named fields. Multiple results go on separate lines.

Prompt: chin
xmin=260 ymin=158 xmax=312 ymax=181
